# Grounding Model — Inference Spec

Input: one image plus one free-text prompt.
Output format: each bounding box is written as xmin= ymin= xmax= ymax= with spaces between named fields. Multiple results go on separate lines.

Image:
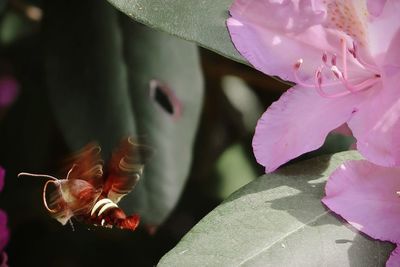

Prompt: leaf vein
xmin=238 ymin=211 xmax=330 ymax=265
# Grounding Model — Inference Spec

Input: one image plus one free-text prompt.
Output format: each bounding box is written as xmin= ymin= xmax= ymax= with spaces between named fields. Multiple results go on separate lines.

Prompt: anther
xmin=351 ymin=41 xmax=357 ymax=57
xmin=316 ymin=69 xmax=323 ymax=86
xmin=331 ymin=66 xmax=342 ymax=79
xmin=294 ymin=59 xmax=303 ymax=70
xmin=322 ymin=52 xmax=328 ymax=64
xmin=331 ymin=55 xmax=337 ymax=66
xmin=348 ymin=42 xmax=357 ymax=58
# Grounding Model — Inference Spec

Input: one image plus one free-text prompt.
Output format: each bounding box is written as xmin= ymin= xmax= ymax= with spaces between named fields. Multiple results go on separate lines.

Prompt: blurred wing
xmin=104 ymin=137 xmax=152 ymax=203
xmin=64 ymin=143 xmax=104 ymax=190
xmin=46 ymin=179 xmax=102 ymax=225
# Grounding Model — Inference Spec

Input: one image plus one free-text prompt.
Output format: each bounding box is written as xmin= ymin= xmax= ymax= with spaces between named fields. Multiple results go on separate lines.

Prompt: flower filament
xmin=293 ymin=39 xmax=381 ymax=98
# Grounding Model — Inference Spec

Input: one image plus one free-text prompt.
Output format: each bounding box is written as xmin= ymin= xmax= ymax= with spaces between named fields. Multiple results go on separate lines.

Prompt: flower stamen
xmin=292 ymin=39 xmax=381 ymax=99
xmin=322 ymin=52 xmax=328 ymax=64
xmin=341 ymin=39 xmax=348 ymax=80
xmin=350 ymin=41 xmax=381 ymax=73
xmin=314 ymin=67 xmax=353 ymax=98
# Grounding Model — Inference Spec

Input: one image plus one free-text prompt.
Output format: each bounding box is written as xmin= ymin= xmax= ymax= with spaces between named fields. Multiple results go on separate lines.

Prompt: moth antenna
xmin=18 ymin=172 xmax=58 ymax=181
xmin=66 ymin=164 xmax=77 ymax=180
xmin=42 ymin=180 xmax=59 ymax=213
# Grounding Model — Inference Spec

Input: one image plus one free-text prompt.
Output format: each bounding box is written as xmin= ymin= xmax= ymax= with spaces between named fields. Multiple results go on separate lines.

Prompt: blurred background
xmin=0 ymin=1 xmax=352 ymax=266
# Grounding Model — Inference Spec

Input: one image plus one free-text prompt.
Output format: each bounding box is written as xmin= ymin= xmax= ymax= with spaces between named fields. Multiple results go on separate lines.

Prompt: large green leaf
xmin=159 ymin=151 xmax=393 ymax=266
xmin=44 ymin=0 xmax=203 ymax=225
xmin=118 ymin=17 xmax=204 ymax=224
xmin=107 ymin=0 xmax=242 ymax=64
xmin=44 ymin=0 xmax=135 ymax=150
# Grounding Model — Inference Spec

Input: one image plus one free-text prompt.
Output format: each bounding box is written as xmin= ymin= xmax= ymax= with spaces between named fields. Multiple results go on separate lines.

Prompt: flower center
xmin=293 ymin=39 xmax=381 ymax=98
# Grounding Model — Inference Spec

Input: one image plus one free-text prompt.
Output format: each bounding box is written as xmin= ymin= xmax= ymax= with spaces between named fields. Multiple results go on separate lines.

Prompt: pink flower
xmin=0 ymin=167 xmax=9 ymax=267
xmin=322 ymin=160 xmax=400 ymax=266
xmin=0 ymin=168 xmax=4 ymax=192
xmin=0 ymin=75 xmax=19 ymax=109
xmin=0 ymin=210 xmax=8 ymax=267
xmin=227 ymin=0 xmax=400 ymax=172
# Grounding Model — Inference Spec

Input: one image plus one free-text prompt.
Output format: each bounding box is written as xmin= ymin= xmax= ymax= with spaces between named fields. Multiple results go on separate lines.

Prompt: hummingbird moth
xmin=18 ymin=137 xmax=150 ymax=231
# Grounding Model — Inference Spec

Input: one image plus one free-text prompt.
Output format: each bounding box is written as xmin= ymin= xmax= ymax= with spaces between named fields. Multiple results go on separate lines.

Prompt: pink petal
xmin=0 ymin=252 xmax=8 ymax=267
xmin=0 ymin=210 xmax=8 ymax=253
xmin=367 ymin=0 xmax=387 ymax=16
xmin=323 ymin=160 xmax=400 ymax=265
xmin=0 ymin=167 xmax=4 ymax=192
xmin=0 ymin=168 xmax=7 ymax=254
xmin=348 ymin=29 xmax=400 ymax=167
xmin=227 ymin=0 xmax=345 ymax=82
xmin=348 ymin=73 xmax=400 ymax=167
xmin=367 ymin=0 xmax=400 ymax=62
xmin=383 ymin=28 xmax=400 ymax=76
xmin=253 ymin=84 xmax=368 ymax=172
xmin=0 ymin=76 xmax=19 ymax=108
xmin=387 ymin=246 xmax=400 ymax=267
xmin=323 ymin=160 xmax=400 ymax=244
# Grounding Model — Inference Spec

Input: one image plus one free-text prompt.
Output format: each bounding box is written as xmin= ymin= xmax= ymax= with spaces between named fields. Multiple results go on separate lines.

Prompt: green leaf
xmin=44 ymin=0 xmax=203 ymax=225
xmin=159 ymin=151 xmax=393 ymax=266
xmin=45 ymin=0 xmax=134 ymax=150
xmin=215 ymin=142 xmax=257 ymax=199
xmin=106 ymin=0 xmax=243 ymax=64
xmin=118 ymin=17 xmax=204 ymax=224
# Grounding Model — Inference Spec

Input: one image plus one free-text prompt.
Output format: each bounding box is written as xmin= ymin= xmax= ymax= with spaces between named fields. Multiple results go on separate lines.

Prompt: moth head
xmin=46 ymin=179 xmax=101 ymax=225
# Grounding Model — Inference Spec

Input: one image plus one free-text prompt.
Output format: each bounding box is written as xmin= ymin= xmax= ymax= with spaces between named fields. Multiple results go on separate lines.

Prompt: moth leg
xmin=68 ymin=219 xmax=75 ymax=232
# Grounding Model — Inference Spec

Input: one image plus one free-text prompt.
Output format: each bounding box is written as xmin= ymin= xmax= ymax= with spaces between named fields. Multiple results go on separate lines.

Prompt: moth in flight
xmin=19 ymin=137 xmax=150 ymax=231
